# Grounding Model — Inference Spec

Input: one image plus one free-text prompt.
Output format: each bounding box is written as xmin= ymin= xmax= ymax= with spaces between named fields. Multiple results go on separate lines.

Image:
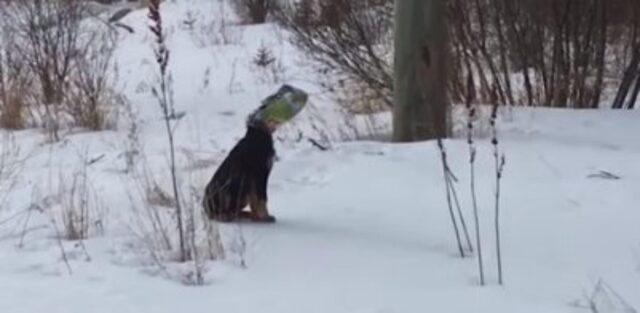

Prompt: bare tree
xmin=232 ymin=0 xmax=273 ymax=24
xmin=275 ymin=0 xmax=639 ymax=111
xmin=273 ymin=0 xmax=394 ymax=111
xmin=65 ymin=26 xmax=120 ymax=130
xmin=612 ymin=2 xmax=640 ymax=110
xmin=448 ymin=0 xmax=638 ymax=109
xmin=0 ymin=0 xmax=123 ymax=135
xmin=0 ymin=0 xmax=88 ymax=139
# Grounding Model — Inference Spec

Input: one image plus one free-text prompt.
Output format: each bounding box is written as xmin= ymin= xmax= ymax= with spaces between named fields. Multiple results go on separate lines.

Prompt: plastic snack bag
xmin=247 ymin=84 xmax=308 ymax=127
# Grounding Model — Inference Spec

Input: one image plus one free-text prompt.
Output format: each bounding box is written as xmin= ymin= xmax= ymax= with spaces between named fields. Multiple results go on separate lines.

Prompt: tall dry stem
xmin=147 ymin=0 xmax=187 ymax=262
xmin=489 ymin=100 xmax=506 ymax=285
xmin=466 ymin=74 xmax=485 ymax=285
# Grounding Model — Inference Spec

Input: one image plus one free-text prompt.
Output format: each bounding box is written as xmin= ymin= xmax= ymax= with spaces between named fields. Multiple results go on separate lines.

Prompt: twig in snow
xmin=574 ymin=279 xmax=638 ymax=313
xmin=308 ymin=137 xmax=329 ymax=151
xmin=49 ymin=215 xmax=73 ymax=275
xmin=18 ymin=206 xmax=35 ymax=248
xmin=587 ymin=170 xmax=621 ymax=180
xmin=86 ymin=154 xmax=105 ymax=166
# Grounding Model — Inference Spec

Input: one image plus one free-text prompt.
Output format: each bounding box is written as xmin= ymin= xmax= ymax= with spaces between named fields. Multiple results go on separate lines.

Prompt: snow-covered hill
xmin=1 ymin=1 xmax=638 ymax=312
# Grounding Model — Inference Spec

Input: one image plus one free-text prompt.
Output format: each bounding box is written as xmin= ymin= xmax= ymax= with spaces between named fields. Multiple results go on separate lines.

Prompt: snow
xmin=1 ymin=1 xmax=639 ymax=312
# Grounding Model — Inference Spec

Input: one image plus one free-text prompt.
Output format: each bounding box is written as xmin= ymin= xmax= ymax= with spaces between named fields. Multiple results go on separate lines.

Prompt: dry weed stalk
xmin=119 ymin=2 xmax=225 ymax=282
xmin=125 ymin=167 xmax=224 ymax=285
xmin=489 ymin=99 xmax=506 ymax=285
xmin=0 ymin=133 xmax=25 ymax=212
xmin=415 ymin=39 xmax=472 ymax=259
xmin=58 ymin=167 xmax=105 ymax=240
xmin=466 ymin=73 xmax=485 ymax=285
xmin=147 ymin=0 xmax=187 ymax=262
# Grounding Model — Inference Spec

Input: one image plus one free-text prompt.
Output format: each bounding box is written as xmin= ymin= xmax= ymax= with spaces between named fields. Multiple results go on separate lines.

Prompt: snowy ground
xmin=1 ymin=1 xmax=639 ymax=313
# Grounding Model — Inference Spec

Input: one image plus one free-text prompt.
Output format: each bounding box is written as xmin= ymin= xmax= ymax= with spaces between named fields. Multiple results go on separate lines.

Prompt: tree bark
xmin=392 ymin=0 xmax=449 ymax=142
xmin=612 ymin=49 xmax=640 ymax=109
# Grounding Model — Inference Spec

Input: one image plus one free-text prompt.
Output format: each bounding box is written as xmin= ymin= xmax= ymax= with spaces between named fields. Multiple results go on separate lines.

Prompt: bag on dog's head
xmin=247 ymin=84 xmax=308 ymax=130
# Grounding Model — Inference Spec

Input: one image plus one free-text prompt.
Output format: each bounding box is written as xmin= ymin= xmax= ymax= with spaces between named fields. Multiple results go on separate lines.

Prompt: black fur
xmin=203 ymin=122 xmax=276 ymax=223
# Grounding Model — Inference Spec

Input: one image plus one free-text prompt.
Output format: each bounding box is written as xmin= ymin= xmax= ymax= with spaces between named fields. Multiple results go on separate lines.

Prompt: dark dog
xmin=202 ymin=119 xmax=277 ymax=223
xmin=203 ymin=84 xmax=308 ymax=223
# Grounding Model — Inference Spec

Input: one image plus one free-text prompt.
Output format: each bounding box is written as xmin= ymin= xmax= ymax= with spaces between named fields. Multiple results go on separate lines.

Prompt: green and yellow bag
xmin=247 ymin=84 xmax=308 ymax=127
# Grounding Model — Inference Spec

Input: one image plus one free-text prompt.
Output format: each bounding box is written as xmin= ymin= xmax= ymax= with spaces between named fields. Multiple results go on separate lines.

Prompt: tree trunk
xmin=392 ymin=0 xmax=450 ymax=142
xmin=612 ymin=49 xmax=640 ymax=109
xmin=626 ymin=74 xmax=640 ymax=109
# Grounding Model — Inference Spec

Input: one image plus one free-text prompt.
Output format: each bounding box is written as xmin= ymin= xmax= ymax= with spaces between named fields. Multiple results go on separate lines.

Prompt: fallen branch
xmin=308 ymin=137 xmax=329 ymax=151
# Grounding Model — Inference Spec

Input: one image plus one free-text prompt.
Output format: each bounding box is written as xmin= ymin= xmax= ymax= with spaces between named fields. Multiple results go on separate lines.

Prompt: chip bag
xmin=247 ymin=84 xmax=308 ymax=127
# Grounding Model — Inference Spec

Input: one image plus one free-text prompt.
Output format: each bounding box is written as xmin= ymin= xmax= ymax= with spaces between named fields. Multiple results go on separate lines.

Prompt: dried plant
xmin=273 ymin=0 xmax=394 ymax=110
xmin=0 ymin=0 xmax=127 ymax=136
xmin=489 ymin=100 xmax=506 ymax=285
xmin=0 ymin=133 xmax=23 ymax=211
xmin=465 ymin=74 xmax=485 ymax=285
xmin=147 ymin=0 xmax=187 ymax=262
xmin=0 ymin=0 xmax=88 ymax=140
xmin=133 ymin=2 xmax=225 ymax=283
xmin=65 ymin=26 xmax=121 ymax=131
xmin=0 ymin=48 xmax=29 ymax=130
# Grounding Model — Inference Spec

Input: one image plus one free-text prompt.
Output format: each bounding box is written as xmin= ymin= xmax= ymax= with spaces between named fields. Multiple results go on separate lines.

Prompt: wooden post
xmin=392 ymin=0 xmax=450 ymax=142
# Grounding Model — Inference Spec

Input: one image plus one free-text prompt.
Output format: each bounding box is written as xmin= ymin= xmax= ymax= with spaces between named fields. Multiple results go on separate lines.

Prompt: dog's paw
xmin=236 ymin=211 xmax=276 ymax=223
xmin=255 ymin=215 xmax=276 ymax=223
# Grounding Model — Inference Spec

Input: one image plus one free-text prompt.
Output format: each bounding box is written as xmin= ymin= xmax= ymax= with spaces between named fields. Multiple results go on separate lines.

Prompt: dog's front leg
xmin=248 ymin=166 xmax=275 ymax=223
xmin=249 ymin=191 xmax=275 ymax=223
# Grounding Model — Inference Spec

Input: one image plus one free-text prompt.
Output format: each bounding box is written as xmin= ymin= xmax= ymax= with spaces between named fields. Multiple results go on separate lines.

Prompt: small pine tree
xmin=253 ymin=44 xmax=276 ymax=68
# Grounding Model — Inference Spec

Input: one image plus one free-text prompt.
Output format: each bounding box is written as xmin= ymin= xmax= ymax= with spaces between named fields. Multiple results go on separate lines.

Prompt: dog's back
xmin=203 ymin=124 xmax=275 ymax=222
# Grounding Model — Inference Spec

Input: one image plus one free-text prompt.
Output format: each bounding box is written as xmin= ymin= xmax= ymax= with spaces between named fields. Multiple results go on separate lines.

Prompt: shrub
xmin=232 ymin=0 xmax=273 ymax=24
xmin=0 ymin=47 xmax=30 ymax=130
xmin=0 ymin=0 xmax=125 ymax=137
xmin=65 ymin=28 xmax=121 ymax=131
xmin=273 ymin=0 xmax=394 ymax=112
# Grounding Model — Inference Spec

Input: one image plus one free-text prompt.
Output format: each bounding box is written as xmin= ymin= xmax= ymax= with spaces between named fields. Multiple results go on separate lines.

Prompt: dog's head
xmin=247 ymin=84 xmax=309 ymax=131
